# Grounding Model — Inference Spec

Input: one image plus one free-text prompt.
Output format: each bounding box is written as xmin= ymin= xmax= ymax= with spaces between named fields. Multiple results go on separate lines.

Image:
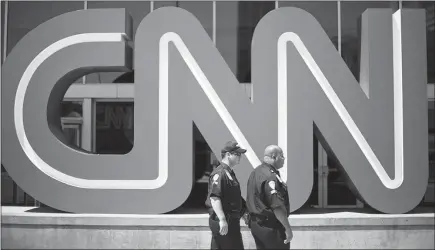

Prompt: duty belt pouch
xmin=254 ymin=215 xmax=280 ymax=229
xmin=246 ymin=213 xmax=252 ymax=228
xmin=211 ymin=212 xmax=231 ymax=223
xmin=225 ymin=213 xmax=235 ymax=224
xmin=209 ymin=216 xmax=220 ymax=235
xmin=211 ymin=213 xmax=219 ymax=221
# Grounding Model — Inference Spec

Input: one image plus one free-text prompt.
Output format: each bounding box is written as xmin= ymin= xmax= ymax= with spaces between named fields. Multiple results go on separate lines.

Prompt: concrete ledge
xmin=2 ymin=207 xmax=434 ymax=249
xmin=2 ymin=206 xmax=433 ymax=227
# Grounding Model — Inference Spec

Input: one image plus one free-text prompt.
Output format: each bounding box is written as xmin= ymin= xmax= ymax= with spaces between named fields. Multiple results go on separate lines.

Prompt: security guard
xmin=205 ymin=141 xmax=248 ymax=249
xmin=246 ymin=145 xmax=293 ymax=249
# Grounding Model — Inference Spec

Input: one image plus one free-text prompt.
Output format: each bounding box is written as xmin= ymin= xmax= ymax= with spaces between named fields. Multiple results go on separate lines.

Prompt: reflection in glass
xmin=61 ymin=101 xmax=83 ymax=118
xmin=95 ymin=102 xmax=134 ymax=154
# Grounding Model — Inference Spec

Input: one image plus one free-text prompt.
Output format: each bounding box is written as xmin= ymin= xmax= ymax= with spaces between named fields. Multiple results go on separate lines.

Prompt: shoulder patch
xmin=212 ymin=174 xmax=220 ymax=185
xmin=268 ymin=181 xmax=277 ymax=194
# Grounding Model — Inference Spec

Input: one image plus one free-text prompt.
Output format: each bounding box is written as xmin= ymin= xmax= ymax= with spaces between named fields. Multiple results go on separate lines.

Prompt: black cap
xmin=221 ymin=141 xmax=247 ymax=154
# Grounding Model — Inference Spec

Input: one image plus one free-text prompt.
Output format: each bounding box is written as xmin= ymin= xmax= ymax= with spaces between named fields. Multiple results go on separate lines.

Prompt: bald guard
xmin=246 ymin=145 xmax=293 ymax=249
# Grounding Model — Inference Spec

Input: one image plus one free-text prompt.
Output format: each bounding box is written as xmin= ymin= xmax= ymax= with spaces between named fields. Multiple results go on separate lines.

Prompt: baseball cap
xmin=221 ymin=141 xmax=247 ymax=154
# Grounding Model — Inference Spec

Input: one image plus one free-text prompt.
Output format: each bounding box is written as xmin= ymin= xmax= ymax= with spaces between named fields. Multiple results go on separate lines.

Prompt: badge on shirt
xmin=212 ymin=174 xmax=219 ymax=185
xmin=268 ymin=181 xmax=277 ymax=194
xmin=276 ymin=174 xmax=284 ymax=184
xmin=224 ymin=170 xmax=234 ymax=181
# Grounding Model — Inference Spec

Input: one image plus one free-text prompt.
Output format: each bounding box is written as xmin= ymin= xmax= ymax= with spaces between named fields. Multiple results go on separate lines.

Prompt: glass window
xmin=88 ymin=1 xmax=150 ymax=37
xmin=429 ymin=134 xmax=435 ymax=182
xmin=429 ymin=99 xmax=435 ymax=182
xmin=2 ymin=166 xmax=30 ymax=206
xmin=7 ymin=1 xmax=83 ymax=55
xmin=216 ymin=1 xmax=239 ymax=79
xmin=402 ymin=1 xmax=435 ymax=83
xmin=95 ymin=102 xmax=134 ymax=154
xmin=327 ymin=156 xmax=360 ymax=206
xmin=86 ymin=1 xmax=151 ymax=84
xmin=278 ymin=1 xmax=339 ymax=49
xmin=193 ymin=124 xmax=214 ymax=181
xmin=1 ymin=1 xmax=5 ymax=64
xmin=341 ymin=1 xmax=399 ymax=80
xmin=7 ymin=1 xmax=84 ymax=82
xmin=308 ymin=137 xmax=320 ymax=207
xmin=217 ymin=1 xmax=275 ymax=83
xmin=1 ymin=175 xmax=17 ymax=205
xmin=429 ymin=99 xmax=435 ymax=131
xmin=153 ymin=1 xmax=178 ymax=9
xmin=153 ymin=1 xmax=213 ymax=39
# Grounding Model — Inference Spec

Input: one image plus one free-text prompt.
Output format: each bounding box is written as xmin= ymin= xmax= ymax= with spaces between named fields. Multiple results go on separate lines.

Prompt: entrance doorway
xmin=313 ymin=140 xmax=364 ymax=209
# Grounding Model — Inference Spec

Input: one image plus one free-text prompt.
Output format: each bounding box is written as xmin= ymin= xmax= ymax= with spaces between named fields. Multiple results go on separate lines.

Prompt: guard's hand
xmin=284 ymin=229 xmax=293 ymax=244
xmin=242 ymin=213 xmax=249 ymax=226
xmin=219 ymin=219 xmax=228 ymax=235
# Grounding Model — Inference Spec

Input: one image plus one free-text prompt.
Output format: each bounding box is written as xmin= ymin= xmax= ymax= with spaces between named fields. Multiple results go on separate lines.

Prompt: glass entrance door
xmin=317 ymin=141 xmax=364 ymax=208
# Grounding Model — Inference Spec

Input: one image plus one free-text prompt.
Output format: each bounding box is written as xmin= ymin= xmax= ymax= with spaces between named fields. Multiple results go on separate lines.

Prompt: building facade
xmin=1 ymin=1 xmax=434 ymax=213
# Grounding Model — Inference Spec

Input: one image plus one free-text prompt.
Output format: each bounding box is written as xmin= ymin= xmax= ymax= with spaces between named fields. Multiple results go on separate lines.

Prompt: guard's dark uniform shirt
xmin=205 ymin=163 xmax=246 ymax=218
xmin=205 ymin=163 xmax=246 ymax=250
xmin=246 ymin=162 xmax=290 ymax=249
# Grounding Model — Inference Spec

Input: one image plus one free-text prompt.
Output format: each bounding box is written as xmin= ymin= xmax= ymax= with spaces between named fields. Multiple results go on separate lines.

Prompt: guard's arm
xmin=210 ymin=197 xmax=226 ymax=221
xmin=209 ymin=172 xmax=229 ymax=235
xmin=272 ymin=205 xmax=292 ymax=232
xmin=264 ymin=179 xmax=293 ymax=232
xmin=209 ymin=173 xmax=226 ymax=221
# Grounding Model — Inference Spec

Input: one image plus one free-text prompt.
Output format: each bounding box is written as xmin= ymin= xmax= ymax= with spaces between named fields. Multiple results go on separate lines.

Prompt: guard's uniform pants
xmin=209 ymin=215 xmax=244 ymax=249
xmin=249 ymin=216 xmax=290 ymax=249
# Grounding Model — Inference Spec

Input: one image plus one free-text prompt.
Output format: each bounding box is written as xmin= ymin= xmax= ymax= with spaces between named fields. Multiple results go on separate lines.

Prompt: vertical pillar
xmin=318 ymin=141 xmax=328 ymax=207
xmin=338 ymin=0 xmax=342 ymax=55
xmin=81 ymin=98 xmax=93 ymax=151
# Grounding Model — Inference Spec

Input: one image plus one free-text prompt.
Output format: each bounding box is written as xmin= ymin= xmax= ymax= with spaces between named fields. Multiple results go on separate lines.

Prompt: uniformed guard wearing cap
xmin=205 ymin=141 xmax=248 ymax=249
xmin=246 ymin=145 xmax=293 ymax=249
